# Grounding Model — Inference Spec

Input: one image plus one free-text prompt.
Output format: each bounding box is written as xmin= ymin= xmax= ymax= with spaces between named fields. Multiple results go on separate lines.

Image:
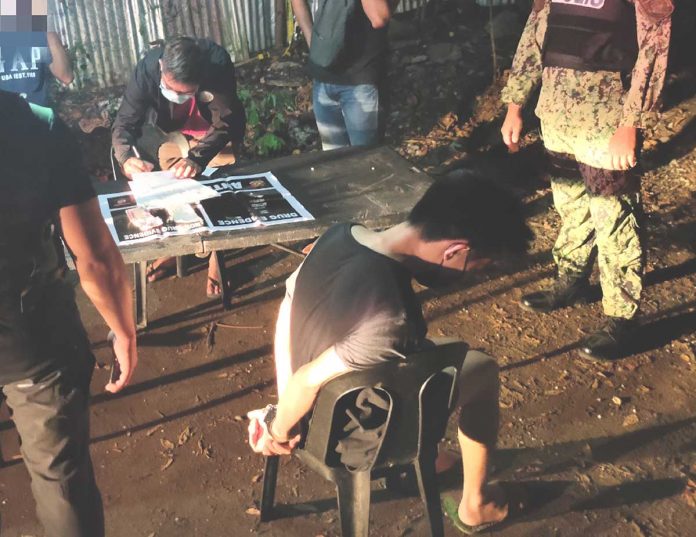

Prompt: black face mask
xmin=404 ymin=256 xmax=465 ymax=289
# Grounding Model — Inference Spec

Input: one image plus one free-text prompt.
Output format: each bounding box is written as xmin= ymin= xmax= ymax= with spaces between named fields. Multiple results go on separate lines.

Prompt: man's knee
xmin=459 ymin=350 xmax=499 ymax=393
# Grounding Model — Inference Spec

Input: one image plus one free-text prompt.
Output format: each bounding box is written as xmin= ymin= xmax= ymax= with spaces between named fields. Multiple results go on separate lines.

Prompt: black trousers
xmin=2 ymin=351 xmax=104 ymax=537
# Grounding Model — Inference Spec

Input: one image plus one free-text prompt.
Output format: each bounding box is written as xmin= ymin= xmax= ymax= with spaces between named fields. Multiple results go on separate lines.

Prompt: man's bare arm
xmin=60 ymin=198 xmax=137 ymax=392
xmin=47 ymin=32 xmax=74 ymax=86
xmin=271 ymin=347 xmax=350 ymax=439
xmin=274 ymin=294 xmax=293 ymax=396
xmin=361 ymin=0 xmax=399 ymax=29
xmin=291 ymin=0 xmax=314 ymax=47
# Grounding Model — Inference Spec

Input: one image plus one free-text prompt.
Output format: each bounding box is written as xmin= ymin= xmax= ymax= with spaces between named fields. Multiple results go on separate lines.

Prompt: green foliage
xmin=237 ymin=85 xmax=295 ymax=157
xmin=256 ymin=133 xmax=285 ymax=156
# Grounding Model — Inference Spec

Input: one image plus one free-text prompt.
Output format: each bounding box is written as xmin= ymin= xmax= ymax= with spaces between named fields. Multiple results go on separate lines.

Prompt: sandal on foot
xmin=207 ymin=277 xmax=222 ymax=299
xmin=442 ymin=496 xmax=504 ymax=535
xmin=146 ymin=259 xmax=176 ymax=282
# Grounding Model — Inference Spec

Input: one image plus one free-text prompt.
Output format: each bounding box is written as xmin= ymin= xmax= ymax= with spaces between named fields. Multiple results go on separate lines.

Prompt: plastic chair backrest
xmin=301 ymin=341 xmax=467 ymax=470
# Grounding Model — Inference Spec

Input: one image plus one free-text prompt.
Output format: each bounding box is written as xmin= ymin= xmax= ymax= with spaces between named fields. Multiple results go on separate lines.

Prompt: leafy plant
xmin=238 ymin=85 xmax=295 ymax=157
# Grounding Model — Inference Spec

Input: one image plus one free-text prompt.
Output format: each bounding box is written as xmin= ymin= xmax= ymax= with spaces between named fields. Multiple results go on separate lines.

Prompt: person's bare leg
xmin=207 ymin=252 xmax=222 ymax=297
xmin=147 ymin=256 xmax=176 ymax=282
xmin=457 ymin=429 xmax=508 ymax=527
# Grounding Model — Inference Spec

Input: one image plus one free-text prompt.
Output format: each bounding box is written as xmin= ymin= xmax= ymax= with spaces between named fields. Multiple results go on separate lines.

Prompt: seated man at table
xmin=112 ymin=36 xmax=246 ymax=295
xmin=248 ymin=173 xmax=533 ymax=532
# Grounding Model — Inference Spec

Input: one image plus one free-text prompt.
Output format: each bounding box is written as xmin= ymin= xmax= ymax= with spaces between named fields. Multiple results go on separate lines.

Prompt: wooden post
xmin=274 ymin=0 xmax=287 ymax=49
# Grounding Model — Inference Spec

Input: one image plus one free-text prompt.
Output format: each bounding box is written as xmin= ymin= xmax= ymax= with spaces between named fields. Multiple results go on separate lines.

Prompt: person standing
xmin=1 ymin=91 xmax=138 ymax=537
xmin=500 ymin=0 xmax=673 ymax=360
xmin=291 ymin=0 xmax=399 ymax=150
xmin=0 ymin=0 xmax=74 ymax=106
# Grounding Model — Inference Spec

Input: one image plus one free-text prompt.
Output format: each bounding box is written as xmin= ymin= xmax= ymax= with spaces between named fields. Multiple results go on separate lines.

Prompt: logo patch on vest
xmin=551 ymin=0 xmax=606 ymax=9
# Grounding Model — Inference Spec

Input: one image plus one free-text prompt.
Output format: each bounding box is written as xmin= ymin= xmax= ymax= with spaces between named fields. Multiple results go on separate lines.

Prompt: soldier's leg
xmin=521 ymin=176 xmax=596 ymax=312
xmin=3 ymin=364 xmax=104 ymax=537
xmin=588 ymin=191 xmax=643 ymax=319
xmin=550 ymin=177 xmax=596 ymax=276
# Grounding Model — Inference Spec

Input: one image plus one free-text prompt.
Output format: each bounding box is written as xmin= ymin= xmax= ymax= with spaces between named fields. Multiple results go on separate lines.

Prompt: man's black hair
xmin=407 ymin=171 xmax=533 ymax=255
xmin=161 ymin=36 xmax=204 ymax=84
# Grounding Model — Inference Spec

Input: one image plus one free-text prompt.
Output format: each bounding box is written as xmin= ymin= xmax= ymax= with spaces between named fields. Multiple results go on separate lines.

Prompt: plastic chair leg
xmin=414 ymin=451 xmax=445 ymax=537
xmin=260 ymin=456 xmax=279 ymax=522
xmin=335 ymin=470 xmax=371 ymax=537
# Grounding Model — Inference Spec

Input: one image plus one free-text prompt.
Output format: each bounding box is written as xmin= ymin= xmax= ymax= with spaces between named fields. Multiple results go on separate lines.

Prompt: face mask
xmin=160 ymin=82 xmax=193 ymax=104
xmin=405 ymin=257 xmax=465 ymax=289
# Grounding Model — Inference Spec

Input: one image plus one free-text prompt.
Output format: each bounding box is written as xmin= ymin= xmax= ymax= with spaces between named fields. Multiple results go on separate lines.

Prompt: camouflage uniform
xmin=501 ymin=0 xmax=672 ymax=319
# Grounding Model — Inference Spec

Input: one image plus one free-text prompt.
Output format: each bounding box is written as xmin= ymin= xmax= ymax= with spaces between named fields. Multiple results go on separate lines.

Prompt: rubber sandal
xmin=442 ymin=496 xmax=505 ymax=535
xmin=146 ymin=259 xmax=176 ymax=282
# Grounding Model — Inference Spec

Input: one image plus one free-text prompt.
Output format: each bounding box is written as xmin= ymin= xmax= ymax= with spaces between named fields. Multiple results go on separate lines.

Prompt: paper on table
xmin=130 ymin=170 xmax=219 ymax=208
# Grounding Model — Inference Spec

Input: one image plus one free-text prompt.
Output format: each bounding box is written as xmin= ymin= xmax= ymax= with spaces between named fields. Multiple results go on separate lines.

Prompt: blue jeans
xmin=312 ymin=81 xmax=379 ymax=150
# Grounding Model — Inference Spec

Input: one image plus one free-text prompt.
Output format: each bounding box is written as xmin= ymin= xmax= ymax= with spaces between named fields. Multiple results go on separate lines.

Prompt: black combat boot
xmin=520 ymin=273 xmax=589 ymax=313
xmin=579 ymin=317 xmax=637 ymax=361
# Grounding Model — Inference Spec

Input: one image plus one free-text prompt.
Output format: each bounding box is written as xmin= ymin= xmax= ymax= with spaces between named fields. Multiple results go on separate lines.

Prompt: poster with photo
xmin=98 ymin=172 xmax=313 ymax=246
xmin=98 ymin=192 xmax=207 ymax=245
xmin=199 ymin=172 xmax=313 ymax=230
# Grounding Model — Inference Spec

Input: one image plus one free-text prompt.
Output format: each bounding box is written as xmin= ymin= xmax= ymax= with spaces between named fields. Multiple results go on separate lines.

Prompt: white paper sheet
xmin=130 ymin=170 xmax=219 ymax=208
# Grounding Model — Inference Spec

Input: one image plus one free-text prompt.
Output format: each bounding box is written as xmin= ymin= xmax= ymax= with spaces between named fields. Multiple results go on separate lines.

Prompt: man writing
xmin=1 ymin=91 xmax=138 ymax=536
xmin=249 ymin=174 xmax=532 ymax=532
xmin=112 ymin=36 xmax=246 ymax=295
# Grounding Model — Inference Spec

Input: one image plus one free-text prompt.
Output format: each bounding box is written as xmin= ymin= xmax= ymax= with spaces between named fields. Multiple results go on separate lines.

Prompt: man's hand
xmin=608 ymin=126 xmax=638 ymax=170
xmin=248 ymin=410 xmax=301 ymax=456
xmin=105 ymin=333 xmax=138 ymax=393
xmin=501 ymin=103 xmax=523 ymax=153
xmin=171 ymin=157 xmax=203 ymax=179
xmin=123 ymin=157 xmax=154 ymax=179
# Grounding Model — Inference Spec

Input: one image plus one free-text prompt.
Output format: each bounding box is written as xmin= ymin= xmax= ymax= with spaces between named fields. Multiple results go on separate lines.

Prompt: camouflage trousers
xmin=551 ymin=178 xmax=644 ymax=319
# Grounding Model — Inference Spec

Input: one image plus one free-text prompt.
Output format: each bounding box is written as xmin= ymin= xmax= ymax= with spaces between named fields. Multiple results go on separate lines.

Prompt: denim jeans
xmin=312 ymin=81 xmax=379 ymax=150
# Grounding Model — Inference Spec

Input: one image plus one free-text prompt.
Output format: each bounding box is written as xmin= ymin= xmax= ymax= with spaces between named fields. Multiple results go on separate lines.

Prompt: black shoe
xmin=520 ymin=273 xmax=589 ymax=313
xmin=579 ymin=317 xmax=637 ymax=361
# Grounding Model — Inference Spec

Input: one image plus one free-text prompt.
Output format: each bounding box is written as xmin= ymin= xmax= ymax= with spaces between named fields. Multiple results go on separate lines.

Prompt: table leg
xmin=133 ymin=261 xmax=148 ymax=330
xmin=176 ymin=256 xmax=187 ymax=278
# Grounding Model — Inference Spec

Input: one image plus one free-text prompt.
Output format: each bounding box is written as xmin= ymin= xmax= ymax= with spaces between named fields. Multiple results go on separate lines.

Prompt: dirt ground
xmin=1 ymin=3 xmax=695 ymax=537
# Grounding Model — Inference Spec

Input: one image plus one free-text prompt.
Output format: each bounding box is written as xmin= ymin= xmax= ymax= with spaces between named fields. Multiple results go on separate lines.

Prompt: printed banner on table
xmin=98 ymin=172 xmax=314 ymax=246
xmin=199 ymin=173 xmax=313 ymax=231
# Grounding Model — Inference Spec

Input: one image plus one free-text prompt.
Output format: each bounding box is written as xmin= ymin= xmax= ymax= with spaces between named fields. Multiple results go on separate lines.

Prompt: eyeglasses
xmin=159 ymin=75 xmax=197 ymax=98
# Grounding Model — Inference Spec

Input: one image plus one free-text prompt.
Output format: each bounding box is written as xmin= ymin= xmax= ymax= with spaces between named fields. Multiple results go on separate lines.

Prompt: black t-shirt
xmin=289 ymin=224 xmax=427 ymax=371
xmin=0 ymin=92 xmax=96 ymax=385
xmin=0 ymin=32 xmax=53 ymax=106
xmin=307 ymin=3 xmax=388 ymax=86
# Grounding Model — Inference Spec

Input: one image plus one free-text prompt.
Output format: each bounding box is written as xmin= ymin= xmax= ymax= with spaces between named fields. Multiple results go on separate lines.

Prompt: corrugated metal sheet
xmin=55 ymin=0 xmax=430 ymax=89
xmin=397 ymin=0 xmax=429 ymax=13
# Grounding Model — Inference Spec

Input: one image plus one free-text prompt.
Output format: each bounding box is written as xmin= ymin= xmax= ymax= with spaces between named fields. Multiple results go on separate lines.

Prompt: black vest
xmin=543 ymin=0 xmax=638 ymax=72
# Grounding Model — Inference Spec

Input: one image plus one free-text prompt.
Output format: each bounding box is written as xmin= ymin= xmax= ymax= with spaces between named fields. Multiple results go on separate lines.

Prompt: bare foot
xmin=147 ymin=257 xmax=176 ymax=282
xmin=206 ymin=255 xmax=222 ymax=297
xmin=458 ymin=483 xmax=508 ymax=527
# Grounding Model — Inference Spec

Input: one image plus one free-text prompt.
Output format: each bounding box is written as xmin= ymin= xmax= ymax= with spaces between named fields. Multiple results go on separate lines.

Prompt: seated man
xmin=112 ymin=36 xmax=246 ymax=296
xmin=248 ymin=173 xmax=533 ymax=532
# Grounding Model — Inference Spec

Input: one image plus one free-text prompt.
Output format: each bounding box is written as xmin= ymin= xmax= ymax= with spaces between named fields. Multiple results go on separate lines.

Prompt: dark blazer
xmin=112 ymin=38 xmax=246 ymax=168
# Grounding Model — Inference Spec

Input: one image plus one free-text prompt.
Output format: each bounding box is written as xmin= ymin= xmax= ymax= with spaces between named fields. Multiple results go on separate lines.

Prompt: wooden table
xmin=97 ymin=146 xmax=433 ymax=329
